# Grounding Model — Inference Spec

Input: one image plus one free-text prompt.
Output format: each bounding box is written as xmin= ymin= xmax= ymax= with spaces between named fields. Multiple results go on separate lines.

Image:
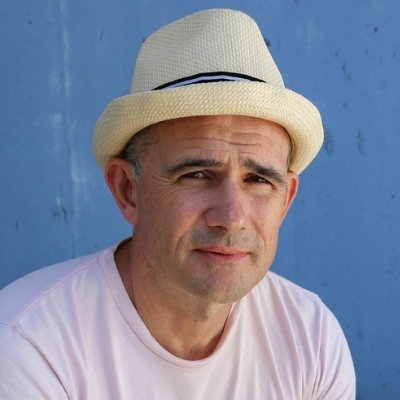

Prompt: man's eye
xmin=246 ymin=175 xmax=269 ymax=184
xmin=182 ymin=171 xmax=206 ymax=179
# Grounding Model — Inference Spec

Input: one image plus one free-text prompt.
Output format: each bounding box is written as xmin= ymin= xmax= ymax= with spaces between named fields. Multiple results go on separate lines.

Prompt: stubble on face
xmin=175 ymin=225 xmax=268 ymax=303
xmin=129 ymin=115 xmax=295 ymax=308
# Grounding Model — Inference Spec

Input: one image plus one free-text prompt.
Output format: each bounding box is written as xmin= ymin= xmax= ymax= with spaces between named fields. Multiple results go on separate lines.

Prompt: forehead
xmin=145 ymin=115 xmax=290 ymax=158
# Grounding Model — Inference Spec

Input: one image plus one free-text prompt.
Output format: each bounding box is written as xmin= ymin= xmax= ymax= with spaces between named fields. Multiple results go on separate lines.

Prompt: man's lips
xmin=194 ymin=246 xmax=248 ymax=262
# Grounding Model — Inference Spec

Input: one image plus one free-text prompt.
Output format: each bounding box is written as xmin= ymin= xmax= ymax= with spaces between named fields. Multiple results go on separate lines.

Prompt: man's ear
xmin=280 ymin=171 xmax=299 ymax=222
xmin=105 ymin=158 xmax=139 ymax=225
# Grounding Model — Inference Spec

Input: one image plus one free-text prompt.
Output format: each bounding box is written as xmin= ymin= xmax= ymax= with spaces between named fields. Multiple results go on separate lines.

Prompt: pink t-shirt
xmin=0 ymin=244 xmax=355 ymax=399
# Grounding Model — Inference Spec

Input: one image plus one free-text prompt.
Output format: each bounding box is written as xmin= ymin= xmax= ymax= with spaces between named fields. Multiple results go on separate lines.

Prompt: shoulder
xmin=251 ymin=271 xmax=347 ymax=341
xmin=252 ymin=270 xmax=326 ymax=315
xmin=0 ymin=245 xmax=117 ymax=326
xmin=0 ymin=243 xmax=124 ymax=398
xmin=0 ymin=322 xmax=69 ymax=398
xmin=245 ymin=272 xmax=356 ymax=399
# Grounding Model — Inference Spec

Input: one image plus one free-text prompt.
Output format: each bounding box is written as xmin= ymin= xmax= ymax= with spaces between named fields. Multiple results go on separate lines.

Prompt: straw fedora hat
xmin=93 ymin=8 xmax=323 ymax=174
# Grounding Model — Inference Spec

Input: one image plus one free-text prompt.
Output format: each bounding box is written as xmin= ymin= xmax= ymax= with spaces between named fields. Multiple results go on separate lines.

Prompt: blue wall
xmin=1 ymin=0 xmax=399 ymax=398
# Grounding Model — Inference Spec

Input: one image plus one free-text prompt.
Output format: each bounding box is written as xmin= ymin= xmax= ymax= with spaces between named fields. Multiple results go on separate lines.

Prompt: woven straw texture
xmin=93 ymin=8 xmax=324 ymax=174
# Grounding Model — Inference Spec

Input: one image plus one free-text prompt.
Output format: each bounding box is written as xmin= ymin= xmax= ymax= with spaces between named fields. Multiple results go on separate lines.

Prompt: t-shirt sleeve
xmin=0 ymin=323 xmax=68 ymax=400
xmin=311 ymin=307 xmax=356 ymax=400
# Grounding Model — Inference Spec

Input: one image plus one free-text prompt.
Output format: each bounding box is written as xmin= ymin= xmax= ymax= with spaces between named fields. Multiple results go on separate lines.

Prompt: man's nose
xmin=204 ymin=180 xmax=247 ymax=233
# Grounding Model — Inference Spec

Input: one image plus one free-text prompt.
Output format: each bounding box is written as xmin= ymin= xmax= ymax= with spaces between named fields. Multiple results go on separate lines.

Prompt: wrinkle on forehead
xmin=146 ymin=116 xmax=292 ymax=169
xmin=164 ymin=135 xmax=289 ymax=169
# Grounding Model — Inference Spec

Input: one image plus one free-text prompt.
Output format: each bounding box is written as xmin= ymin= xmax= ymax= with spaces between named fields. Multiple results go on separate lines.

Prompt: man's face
xmin=130 ymin=115 xmax=298 ymax=304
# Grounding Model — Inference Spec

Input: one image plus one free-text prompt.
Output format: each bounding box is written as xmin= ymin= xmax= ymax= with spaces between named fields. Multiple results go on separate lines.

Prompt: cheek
xmin=137 ymin=186 xmax=203 ymax=242
xmin=253 ymin=190 xmax=287 ymax=219
xmin=252 ymin=197 xmax=286 ymax=244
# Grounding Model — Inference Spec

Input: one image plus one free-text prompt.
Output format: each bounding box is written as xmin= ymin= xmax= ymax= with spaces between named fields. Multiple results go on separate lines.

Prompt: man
xmin=0 ymin=8 xmax=355 ymax=399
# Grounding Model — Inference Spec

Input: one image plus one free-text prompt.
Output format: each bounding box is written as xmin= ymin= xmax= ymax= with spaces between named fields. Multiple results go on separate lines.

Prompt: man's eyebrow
xmin=244 ymin=158 xmax=286 ymax=186
xmin=165 ymin=157 xmax=225 ymax=175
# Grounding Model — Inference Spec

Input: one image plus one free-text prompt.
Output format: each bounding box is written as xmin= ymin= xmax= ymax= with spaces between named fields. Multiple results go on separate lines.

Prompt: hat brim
xmin=93 ymin=81 xmax=323 ymax=174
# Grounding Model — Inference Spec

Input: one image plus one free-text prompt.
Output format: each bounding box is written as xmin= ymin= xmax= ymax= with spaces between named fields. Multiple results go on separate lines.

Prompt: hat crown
xmin=131 ymin=9 xmax=284 ymax=93
xmin=93 ymin=8 xmax=323 ymax=174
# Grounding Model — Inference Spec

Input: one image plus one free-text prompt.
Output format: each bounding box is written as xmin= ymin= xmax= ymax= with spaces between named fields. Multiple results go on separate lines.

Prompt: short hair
xmin=121 ymin=125 xmax=159 ymax=179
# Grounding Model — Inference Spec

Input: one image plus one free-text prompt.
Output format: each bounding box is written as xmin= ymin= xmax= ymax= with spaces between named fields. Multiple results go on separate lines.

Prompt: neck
xmin=115 ymin=238 xmax=232 ymax=360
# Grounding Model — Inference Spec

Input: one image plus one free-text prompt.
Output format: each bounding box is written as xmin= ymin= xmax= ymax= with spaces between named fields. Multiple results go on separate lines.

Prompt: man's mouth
xmin=194 ymin=246 xmax=248 ymax=262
